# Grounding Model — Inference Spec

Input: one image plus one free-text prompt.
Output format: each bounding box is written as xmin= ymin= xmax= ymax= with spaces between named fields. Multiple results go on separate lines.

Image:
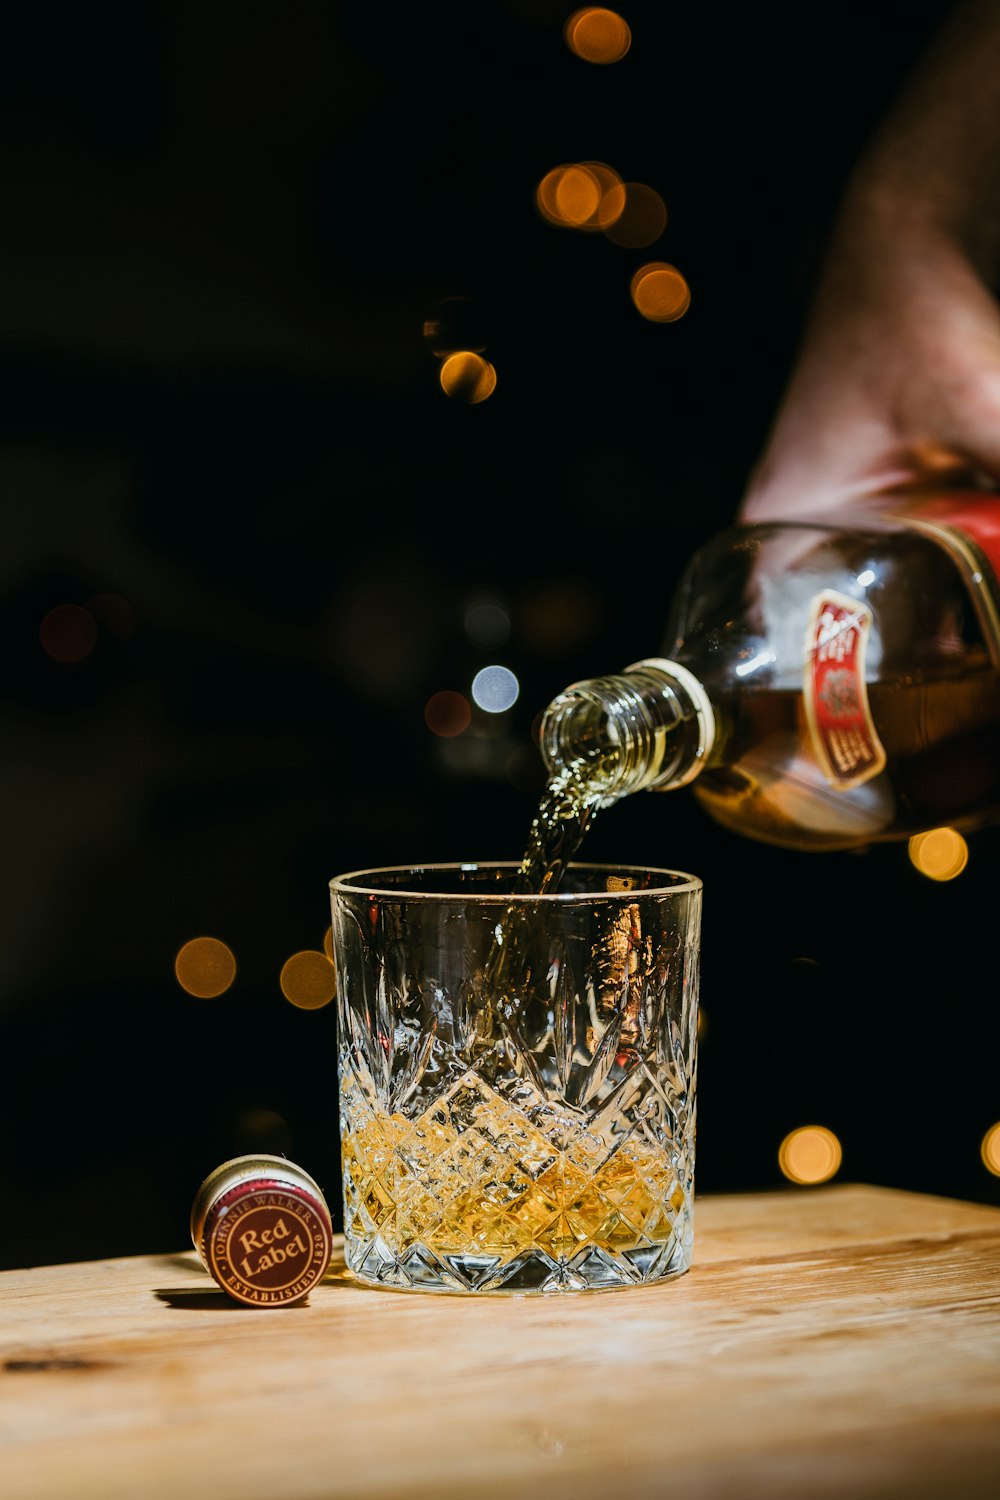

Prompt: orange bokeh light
xmin=439 ymin=351 xmax=497 ymax=403
xmin=602 ymin=182 xmax=667 ymax=247
xmin=280 ymin=950 xmax=337 ymax=1010
xmin=175 ymin=937 xmax=237 ymax=999
xmin=536 ymin=164 xmax=590 ymax=227
xmin=565 ymin=7 xmax=631 ymax=64
xmin=908 ymin=827 xmax=969 ymax=881
xmin=982 ymin=1122 xmax=1000 ymax=1176
xmin=778 ymin=1125 xmax=843 ymax=1185
xmin=630 ymin=262 xmax=691 ymax=322
xmin=536 ymin=161 xmax=624 ymax=232
xmin=555 ymin=164 xmax=602 ymax=225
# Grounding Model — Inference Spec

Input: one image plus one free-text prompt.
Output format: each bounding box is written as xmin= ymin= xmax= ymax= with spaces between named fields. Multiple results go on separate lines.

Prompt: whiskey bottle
xmin=538 ymin=495 xmax=1000 ymax=852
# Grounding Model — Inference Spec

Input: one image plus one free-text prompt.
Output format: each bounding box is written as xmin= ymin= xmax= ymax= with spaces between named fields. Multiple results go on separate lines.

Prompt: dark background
xmin=2 ymin=0 xmax=997 ymax=1271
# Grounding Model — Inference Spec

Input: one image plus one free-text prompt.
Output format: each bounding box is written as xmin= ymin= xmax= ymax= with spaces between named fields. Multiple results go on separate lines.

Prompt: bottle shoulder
xmin=666 ymin=508 xmax=996 ymax=693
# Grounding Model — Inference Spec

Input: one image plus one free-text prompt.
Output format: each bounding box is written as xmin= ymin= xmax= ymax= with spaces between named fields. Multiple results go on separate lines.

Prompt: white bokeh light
xmin=471 ymin=664 xmax=519 ymax=713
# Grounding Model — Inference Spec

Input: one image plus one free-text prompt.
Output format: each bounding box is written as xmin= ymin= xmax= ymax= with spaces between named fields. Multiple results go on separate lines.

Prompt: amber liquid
xmin=341 ymin=1083 xmax=686 ymax=1264
xmin=695 ymin=663 xmax=1000 ymax=851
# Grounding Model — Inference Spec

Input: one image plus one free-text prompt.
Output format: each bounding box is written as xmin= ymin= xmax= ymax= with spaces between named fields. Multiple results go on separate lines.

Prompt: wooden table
xmin=3 ymin=1184 xmax=1000 ymax=1499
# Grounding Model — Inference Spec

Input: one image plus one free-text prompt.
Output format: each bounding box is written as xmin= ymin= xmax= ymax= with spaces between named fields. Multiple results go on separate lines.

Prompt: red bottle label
xmin=803 ymin=591 xmax=887 ymax=788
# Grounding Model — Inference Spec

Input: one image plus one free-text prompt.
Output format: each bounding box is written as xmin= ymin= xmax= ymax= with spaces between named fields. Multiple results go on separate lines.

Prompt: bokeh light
xmin=564 ymin=7 xmax=632 ymax=64
xmin=232 ymin=1107 xmax=293 ymax=1156
xmin=981 ymin=1123 xmax=1000 ymax=1176
xmin=536 ymin=163 xmax=598 ymax=227
xmin=582 ymin=161 xmax=626 ymax=228
xmin=630 ymin=261 xmax=691 ymax=322
xmin=518 ymin=578 xmax=601 ymax=654
xmin=280 ymin=950 xmax=337 ymax=1010
xmin=535 ymin=161 xmax=624 ymax=231
xmin=39 ymin=604 xmax=98 ymax=663
xmin=778 ymin=1125 xmax=843 ymax=1185
xmin=175 ymin=937 xmax=237 ymax=998
xmin=85 ymin=593 xmax=136 ymax=639
xmin=535 ymin=166 xmax=565 ymax=225
xmin=425 ymin=689 xmax=472 ymax=737
xmin=908 ymin=827 xmax=969 ymax=881
xmin=601 ymin=182 xmax=667 ymax=247
xmin=471 ymin=665 xmax=519 ymax=713
xmin=440 ymin=351 xmax=497 ymax=403
xmin=555 ymin=164 xmax=602 ymax=226
xmin=323 ymin=926 xmax=333 ymax=961
xmin=464 ymin=598 xmax=511 ymax=648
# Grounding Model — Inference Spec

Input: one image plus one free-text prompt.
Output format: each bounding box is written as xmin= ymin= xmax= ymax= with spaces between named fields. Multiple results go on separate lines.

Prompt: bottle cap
xmin=190 ymin=1154 xmax=334 ymax=1307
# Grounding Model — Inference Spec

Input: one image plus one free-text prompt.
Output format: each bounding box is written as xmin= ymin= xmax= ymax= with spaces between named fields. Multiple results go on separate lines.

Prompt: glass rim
xmin=329 ymin=860 xmax=702 ymax=901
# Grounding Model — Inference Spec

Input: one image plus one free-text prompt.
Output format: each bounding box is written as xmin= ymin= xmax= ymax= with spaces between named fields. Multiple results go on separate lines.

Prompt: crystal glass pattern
xmin=330 ymin=862 xmax=701 ymax=1294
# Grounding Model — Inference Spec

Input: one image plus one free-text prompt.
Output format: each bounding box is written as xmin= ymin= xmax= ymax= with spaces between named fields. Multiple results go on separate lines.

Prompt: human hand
xmin=739 ymin=0 xmax=1000 ymax=525
xmin=739 ymin=213 xmax=1000 ymax=523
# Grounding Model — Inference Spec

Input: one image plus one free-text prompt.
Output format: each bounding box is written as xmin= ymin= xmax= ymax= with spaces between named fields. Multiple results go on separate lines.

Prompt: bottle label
xmin=803 ymin=591 xmax=887 ymax=788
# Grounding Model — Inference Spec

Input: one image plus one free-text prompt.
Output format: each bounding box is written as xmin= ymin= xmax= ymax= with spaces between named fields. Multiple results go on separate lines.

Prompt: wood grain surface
xmin=3 ymin=1184 xmax=1000 ymax=1500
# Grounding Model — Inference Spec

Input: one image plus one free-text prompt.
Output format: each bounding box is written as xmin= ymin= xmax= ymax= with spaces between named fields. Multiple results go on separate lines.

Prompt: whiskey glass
xmin=330 ymin=861 xmax=701 ymax=1294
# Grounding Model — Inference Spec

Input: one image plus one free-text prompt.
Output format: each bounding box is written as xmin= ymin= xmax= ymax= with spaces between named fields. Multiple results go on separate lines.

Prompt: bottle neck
xmin=539 ymin=657 xmax=716 ymax=802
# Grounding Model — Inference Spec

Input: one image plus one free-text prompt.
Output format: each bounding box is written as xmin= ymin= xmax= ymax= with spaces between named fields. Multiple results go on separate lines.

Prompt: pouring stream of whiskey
xmin=473 ymin=750 xmax=622 ymax=1048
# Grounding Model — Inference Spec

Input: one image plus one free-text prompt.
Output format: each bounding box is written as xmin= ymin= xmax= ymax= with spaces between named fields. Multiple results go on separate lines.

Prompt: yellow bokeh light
xmin=981 ymin=1122 xmax=1000 ymax=1176
xmin=778 ymin=1125 xmax=843 ymax=1185
xmin=630 ymin=261 xmax=691 ymax=323
xmin=602 ymin=182 xmax=667 ymax=248
xmin=565 ymin=7 xmax=632 ymax=64
xmin=908 ymin=827 xmax=969 ymax=881
xmin=323 ymin=925 xmax=333 ymax=961
xmin=439 ymin=351 xmax=497 ymax=404
xmin=280 ymin=950 xmax=337 ymax=1010
xmin=175 ymin=937 xmax=237 ymax=999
